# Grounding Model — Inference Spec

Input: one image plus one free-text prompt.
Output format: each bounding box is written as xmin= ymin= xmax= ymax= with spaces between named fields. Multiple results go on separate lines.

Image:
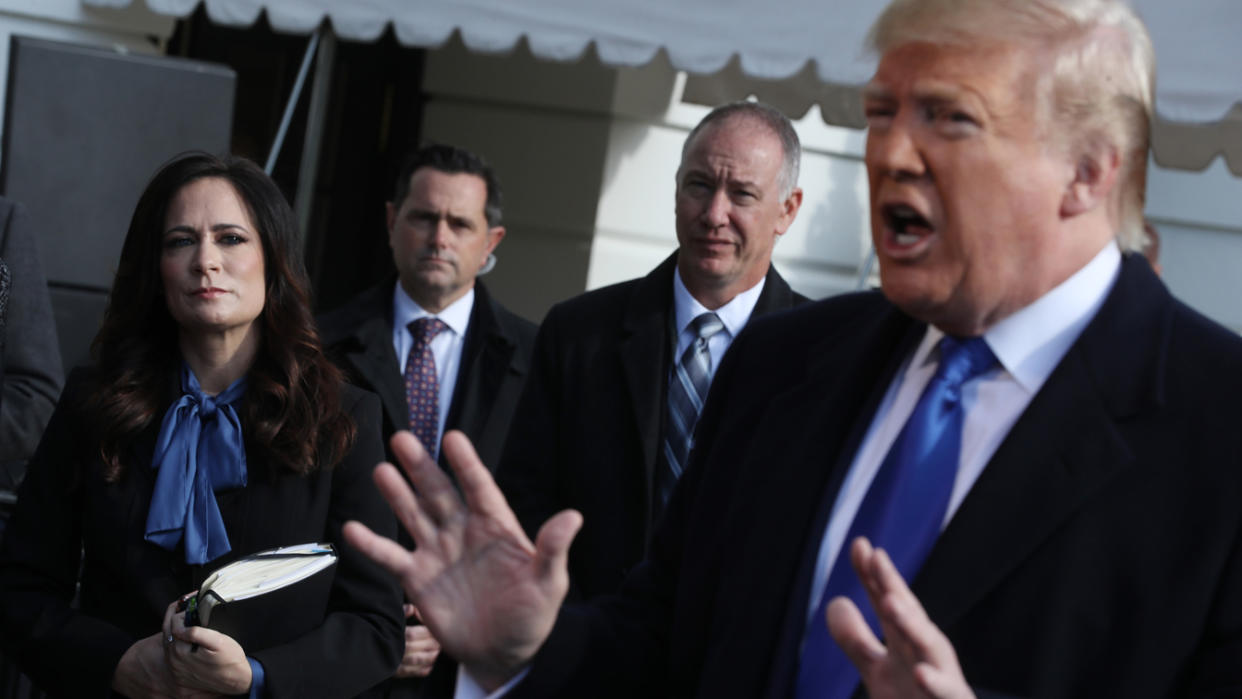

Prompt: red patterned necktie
xmin=404 ymin=317 xmax=448 ymax=458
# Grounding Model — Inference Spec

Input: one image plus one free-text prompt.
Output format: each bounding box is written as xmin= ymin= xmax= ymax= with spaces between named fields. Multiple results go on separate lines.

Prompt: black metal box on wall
xmin=0 ymin=35 xmax=235 ymax=372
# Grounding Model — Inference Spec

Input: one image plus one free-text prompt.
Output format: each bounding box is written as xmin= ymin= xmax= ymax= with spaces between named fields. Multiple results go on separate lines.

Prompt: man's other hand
xmin=826 ymin=537 xmax=975 ymax=699
xmin=395 ymin=605 xmax=441 ymax=678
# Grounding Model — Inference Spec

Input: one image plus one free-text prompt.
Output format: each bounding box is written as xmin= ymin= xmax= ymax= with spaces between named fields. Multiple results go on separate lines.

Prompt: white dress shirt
xmin=670 ymin=267 xmax=767 ymax=378
xmin=803 ymin=242 xmax=1122 ymax=634
xmin=391 ymin=284 xmax=474 ymax=453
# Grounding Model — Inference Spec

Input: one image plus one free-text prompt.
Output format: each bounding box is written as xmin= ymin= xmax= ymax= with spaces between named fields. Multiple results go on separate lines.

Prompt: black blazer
xmin=516 ymin=254 xmax=1242 ymax=698
xmin=497 ymin=252 xmax=808 ymax=600
xmin=0 ymin=256 xmax=8 ymax=418
xmin=0 ymin=197 xmax=64 ymax=490
xmin=0 ymin=371 xmax=404 ymax=698
xmin=318 ymin=279 xmax=536 ymax=472
xmin=319 ymin=279 xmax=536 ymax=699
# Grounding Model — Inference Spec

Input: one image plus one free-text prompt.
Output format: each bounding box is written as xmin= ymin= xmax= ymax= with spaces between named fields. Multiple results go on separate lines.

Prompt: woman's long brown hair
xmin=85 ymin=152 xmax=354 ymax=481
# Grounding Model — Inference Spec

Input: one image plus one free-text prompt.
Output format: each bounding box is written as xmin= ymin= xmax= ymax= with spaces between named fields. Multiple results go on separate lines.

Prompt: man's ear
xmin=776 ymin=187 xmax=804 ymax=237
xmin=385 ymin=202 xmax=396 ymax=241
xmin=485 ymin=226 xmax=506 ymax=256
xmin=1061 ymin=143 xmax=1120 ymax=218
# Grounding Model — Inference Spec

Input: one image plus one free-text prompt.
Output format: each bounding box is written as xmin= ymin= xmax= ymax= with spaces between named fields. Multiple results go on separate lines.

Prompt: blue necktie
xmin=145 ymin=364 xmax=249 ymax=565
xmin=655 ymin=312 xmax=725 ymax=513
xmin=795 ymin=335 xmax=997 ymax=699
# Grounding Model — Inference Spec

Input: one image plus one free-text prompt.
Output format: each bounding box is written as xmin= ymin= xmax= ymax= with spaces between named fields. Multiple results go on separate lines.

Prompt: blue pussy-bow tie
xmin=144 ymin=364 xmax=248 ymax=564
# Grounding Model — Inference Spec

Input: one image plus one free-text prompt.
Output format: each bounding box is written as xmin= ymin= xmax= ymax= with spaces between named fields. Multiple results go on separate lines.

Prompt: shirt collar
xmin=910 ymin=242 xmax=1121 ymax=393
xmin=392 ymin=282 xmax=475 ymax=337
xmin=671 ymin=267 xmax=767 ymax=339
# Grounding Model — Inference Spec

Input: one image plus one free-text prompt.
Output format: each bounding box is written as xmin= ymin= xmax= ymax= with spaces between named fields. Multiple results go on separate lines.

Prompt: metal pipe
xmin=856 ymin=247 xmax=877 ymax=290
xmin=264 ymin=26 xmax=322 ymax=174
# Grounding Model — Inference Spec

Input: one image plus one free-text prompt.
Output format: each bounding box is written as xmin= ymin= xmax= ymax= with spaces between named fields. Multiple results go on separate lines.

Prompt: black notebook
xmin=184 ymin=543 xmax=337 ymax=651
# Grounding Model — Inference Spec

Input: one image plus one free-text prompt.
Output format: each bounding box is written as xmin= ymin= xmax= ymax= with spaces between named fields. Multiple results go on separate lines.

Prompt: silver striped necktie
xmin=655 ymin=311 xmax=726 ymax=514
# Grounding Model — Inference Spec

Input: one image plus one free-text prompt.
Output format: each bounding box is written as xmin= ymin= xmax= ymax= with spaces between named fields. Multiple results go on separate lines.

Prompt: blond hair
xmin=869 ymin=0 xmax=1155 ymax=251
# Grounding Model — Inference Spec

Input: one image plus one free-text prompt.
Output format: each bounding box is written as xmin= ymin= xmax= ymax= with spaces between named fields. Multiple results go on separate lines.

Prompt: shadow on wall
xmin=769 ymin=150 xmax=871 ymax=301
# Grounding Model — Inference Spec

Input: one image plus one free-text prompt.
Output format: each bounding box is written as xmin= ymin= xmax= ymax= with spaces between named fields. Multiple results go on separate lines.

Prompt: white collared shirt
xmin=804 ymin=242 xmax=1122 ymax=631
xmin=670 ymin=267 xmax=767 ymax=378
xmin=391 ymin=283 xmax=475 ymax=453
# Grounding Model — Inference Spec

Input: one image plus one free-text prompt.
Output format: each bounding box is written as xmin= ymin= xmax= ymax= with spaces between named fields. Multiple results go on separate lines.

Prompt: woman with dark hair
xmin=0 ymin=152 xmax=404 ymax=697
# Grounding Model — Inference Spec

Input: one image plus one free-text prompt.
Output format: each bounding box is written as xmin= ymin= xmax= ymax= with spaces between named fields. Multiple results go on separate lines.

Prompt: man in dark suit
xmin=345 ymin=0 xmax=1242 ymax=696
xmin=318 ymin=144 xmax=536 ymax=693
xmin=497 ymin=101 xmax=807 ymax=601
xmin=320 ymin=145 xmax=536 ymax=471
xmin=0 ymin=256 xmax=8 ymax=451
xmin=0 ymin=197 xmax=63 ymax=495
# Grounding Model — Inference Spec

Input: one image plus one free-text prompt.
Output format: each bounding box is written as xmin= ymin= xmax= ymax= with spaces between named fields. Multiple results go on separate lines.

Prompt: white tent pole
xmin=856 ymin=247 xmax=876 ymax=290
xmin=264 ymin=25 xmax=322 ymax=175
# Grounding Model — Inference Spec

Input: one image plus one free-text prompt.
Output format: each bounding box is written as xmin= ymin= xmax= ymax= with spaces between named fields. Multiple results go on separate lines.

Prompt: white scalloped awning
xmin=84 ymin=0 xmax=1242 ymax=171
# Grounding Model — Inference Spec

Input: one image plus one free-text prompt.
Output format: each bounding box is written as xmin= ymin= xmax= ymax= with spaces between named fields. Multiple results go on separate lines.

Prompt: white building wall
xmin=1144 ymin=158 xmax=1242 ymax=331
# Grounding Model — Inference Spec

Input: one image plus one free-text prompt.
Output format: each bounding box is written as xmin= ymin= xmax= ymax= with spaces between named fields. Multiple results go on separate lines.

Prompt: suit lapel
xmin=120 ymin=426 xmax=192 ymax=604
xmin=913 ymin=348 xmax=1134 ymax=628
xmin=762 ymin=303 xmax=924 ymax=697
xmin=447 ymin=282 xmax=514 ymax=441
xmin=914 ymin=255 xmax=1170 ymax=631
xmin=625 ymin=255 xmax=803 ymax=507
xmin=625 ymin=255 xmax=804 ymax=538
xmin=346 ymin=312 xmax=407 ymax=436
xmin=620 ymin=255 xmax=678 ymax=519
xmin=753 ymin=263 xmax=800 ymax=315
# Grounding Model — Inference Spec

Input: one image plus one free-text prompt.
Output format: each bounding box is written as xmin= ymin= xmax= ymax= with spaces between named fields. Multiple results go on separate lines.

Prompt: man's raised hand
xmin=826 ymin=537 xmax=975 ymax=699
xmin=344 ymin=430 xmax=582 ymax=692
